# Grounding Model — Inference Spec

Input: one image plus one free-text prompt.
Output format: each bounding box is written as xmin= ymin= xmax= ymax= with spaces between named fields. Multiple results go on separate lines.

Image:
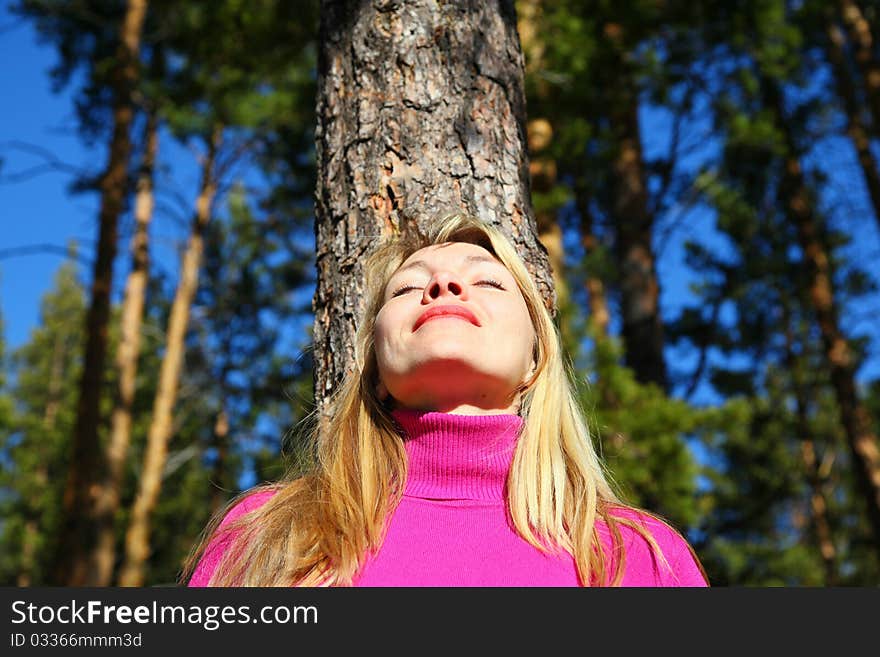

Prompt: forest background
xmin=1 ymin=0 xmax=879 ymax=586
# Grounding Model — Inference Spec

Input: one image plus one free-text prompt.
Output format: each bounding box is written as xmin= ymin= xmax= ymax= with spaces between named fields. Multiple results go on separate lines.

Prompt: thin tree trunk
xmin=118 ymin=124 xmax=222 ymax=586
xmin=797 ymin=430 xmax=838 ymax=584
xmin=765 ymin=79 xmax=880 ymax=546
xmin=782 ymin=298 xmax=838 ymax=584
xmin=825 ymin=21 xmax=880 ymax=232
xmin=604 ymin=24 xmax=668 ymax=392
xmin=838 ymin=0 xmax=880 ymax=133
xmin=518 ymin=0 xmax=581 ymax=386
xmin=90 ymin=108 xmax=159 ymax=586
xmin=576 ymin=187 xmax=611 ymax=340
xmin=17 ymin=332 xmax=65 ymax=586
xmin=527 ymin=119 xmax=568 ymax=310
xmin=517 ymin=1 xmax=568 ymax=314
xmin=574 ymin=180 xmax=624 ymax=453
xmin=314 ymin=0 xmax=553 ymax=418
xmin=519 ymin=0 xmax=610 ymax=346
xmin=53 ymin=0 xmax=148 ymax=587
xmin=210 ymin=407 xmax=230 ymax=517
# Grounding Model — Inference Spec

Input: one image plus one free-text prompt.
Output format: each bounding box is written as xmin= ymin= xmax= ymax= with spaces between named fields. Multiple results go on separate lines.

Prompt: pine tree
xmin=91 ymin=93 xmax=161 ymax=586
xmin=514 ymin=0 xmax=706 ymax=535
xmin=191 ymin=185 xmax=314 ymax=512
xmin=665 ymin=0 xmax=880 ymax=582
xmin=0 ymin=258 xmax=86 ymax=585
xmin=15 ymin=0 xmax=150 ymax=586
xmin=119 ymin=0 xmax=320 ymax=585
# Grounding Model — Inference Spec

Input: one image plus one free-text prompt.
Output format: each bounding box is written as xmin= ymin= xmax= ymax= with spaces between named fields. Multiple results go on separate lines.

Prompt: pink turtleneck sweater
xmin=188 ymin=409 xmax=708 ymax=587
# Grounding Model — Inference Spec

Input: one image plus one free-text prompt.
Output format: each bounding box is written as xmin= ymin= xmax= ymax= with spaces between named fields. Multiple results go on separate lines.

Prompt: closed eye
xmin=390 ymin=279 xmax=506 ymax=297
xmin=390 ymin=284 xmax=422 ymax=297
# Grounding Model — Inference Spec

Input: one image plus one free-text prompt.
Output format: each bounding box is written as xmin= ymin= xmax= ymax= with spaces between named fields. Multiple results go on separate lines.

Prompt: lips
xmin=413 ymin=304 xmax=481 ymax=331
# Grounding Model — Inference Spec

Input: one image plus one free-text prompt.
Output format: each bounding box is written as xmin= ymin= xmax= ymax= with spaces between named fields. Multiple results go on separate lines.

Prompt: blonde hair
xmin=180 ymin=212 xmax=704 ymax=586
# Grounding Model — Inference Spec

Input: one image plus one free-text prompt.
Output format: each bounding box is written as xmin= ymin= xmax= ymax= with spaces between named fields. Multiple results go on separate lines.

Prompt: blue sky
xmin=0 ymin=2 xmax=202 ymax=351
xmin=1 ymin=8 xmax=96 ymax=350
xmin=1 ymin=0 xmax=879 ymax=414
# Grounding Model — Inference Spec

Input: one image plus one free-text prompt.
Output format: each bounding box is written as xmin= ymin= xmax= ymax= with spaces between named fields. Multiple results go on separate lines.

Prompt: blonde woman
xmin=182 ymin=213 xmax=709 ymax=587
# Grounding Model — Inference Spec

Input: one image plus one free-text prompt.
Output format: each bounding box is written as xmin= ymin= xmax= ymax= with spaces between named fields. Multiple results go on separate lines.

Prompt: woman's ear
xmin=376 ymin=380 xmax=389 ymax=401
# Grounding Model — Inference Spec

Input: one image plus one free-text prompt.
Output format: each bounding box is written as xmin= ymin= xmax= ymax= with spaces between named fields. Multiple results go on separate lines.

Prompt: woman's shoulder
xmin=598 ymin=505 xmax=709 ymax=587
xmin=603 ymin=506 xmax=684 ymax=542
xmin=186 ymin=487 xmax=280 ymax=587
xmin=217 ymin=487 xmax=279 ymax=528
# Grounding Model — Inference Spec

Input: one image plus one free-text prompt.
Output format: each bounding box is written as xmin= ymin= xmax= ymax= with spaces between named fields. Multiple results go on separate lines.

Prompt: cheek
xmin=372 ymin=312 xmax=399 ymax=367
xmin=505 ymin=300 xmax=536 ymax=360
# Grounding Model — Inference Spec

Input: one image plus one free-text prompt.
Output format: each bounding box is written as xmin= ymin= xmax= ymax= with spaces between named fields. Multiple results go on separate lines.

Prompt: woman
xmin=182 ymin=213 xmax=709 ymax=587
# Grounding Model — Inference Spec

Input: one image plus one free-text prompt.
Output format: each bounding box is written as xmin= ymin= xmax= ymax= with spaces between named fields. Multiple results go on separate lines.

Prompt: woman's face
xmin=373 ymin=241 xmax=536 ymax=415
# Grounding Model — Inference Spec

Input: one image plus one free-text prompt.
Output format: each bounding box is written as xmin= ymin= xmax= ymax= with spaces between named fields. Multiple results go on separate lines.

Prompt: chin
xmin=408 ymin=354 xmax=481 ymax=374
xmin=391 ymin=360 xmax=513 ymax=394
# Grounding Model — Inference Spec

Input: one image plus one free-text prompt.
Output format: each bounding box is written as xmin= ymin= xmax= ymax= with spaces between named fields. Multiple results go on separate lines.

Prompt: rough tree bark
xmin=52 ymin=0 xmax=148 ymax=587
xmin=118 ymin=123 xmax=222 ymax=586
xmin=764 ymin=78 xmax=880 ymax=546
xmin=314 ymin=0 xmax=554 ymax=417
xmin=603 ymin=22 xmax=668 ymax=393
xmin=90 ymin=108 xmax=159 ymax=586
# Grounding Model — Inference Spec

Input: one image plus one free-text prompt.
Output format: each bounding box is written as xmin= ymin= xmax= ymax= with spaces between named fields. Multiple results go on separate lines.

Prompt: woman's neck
xmin=390 ymin=407 xmax=523 ymax=501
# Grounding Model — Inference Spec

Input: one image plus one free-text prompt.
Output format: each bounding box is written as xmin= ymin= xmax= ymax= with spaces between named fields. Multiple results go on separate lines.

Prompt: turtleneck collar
xmin=390 ymin=407 xmax=524 ymax=502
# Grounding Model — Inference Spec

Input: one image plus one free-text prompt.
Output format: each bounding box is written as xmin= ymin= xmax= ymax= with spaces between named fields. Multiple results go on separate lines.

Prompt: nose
xmin=422 ymin=271 xmax=469 ymax=302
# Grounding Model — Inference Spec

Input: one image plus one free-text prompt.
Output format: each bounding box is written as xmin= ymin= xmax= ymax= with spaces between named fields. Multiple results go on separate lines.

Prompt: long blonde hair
xmin=180 ymin=212 xmax=700 ymax=586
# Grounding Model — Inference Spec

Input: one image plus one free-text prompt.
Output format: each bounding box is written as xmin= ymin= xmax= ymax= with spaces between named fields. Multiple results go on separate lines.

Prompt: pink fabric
xmin=188 ymin=409 xmax=708 ymax=587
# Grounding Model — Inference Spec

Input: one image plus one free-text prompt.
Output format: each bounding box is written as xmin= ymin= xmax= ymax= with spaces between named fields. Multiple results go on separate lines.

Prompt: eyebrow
xmin=394 ymin=254 xmax=502 ymax=275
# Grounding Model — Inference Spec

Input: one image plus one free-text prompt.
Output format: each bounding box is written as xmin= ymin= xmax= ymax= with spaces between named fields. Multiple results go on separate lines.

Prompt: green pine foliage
xmin=0 ymin=259 xmax=85 ymax=584
xmin=521 ymin=0 xmax=710 ymax=546
xmin=662 ymin=0 xmax=880 ymax=584
xmin=573 ymin=322 xmax=704 ymax=531
xmin=0 ymin=310 xmax=19 ymax=579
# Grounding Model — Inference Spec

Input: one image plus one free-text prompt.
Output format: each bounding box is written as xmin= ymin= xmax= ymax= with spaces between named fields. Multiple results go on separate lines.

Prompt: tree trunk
xmin=825 ymin=20 xmax=880 ymax=233
xmin=765 ymin=79 xmax=880 ymax=546
xmin=314 ymin=0 xmax=553 ymax=417
xmin=782 ymin=299 xmax=838 ymax=584
xmin=604 ymin=24 xmax=668 ymax=393
xmin=528 ymin=119 xmax=567 ymax=310
xmin=576 ymin=187 xmax=611 ymax=340
xmin=90 ymin=108 xmax=159 ymax=586
xmin=52 ymin=0 xmax=148 ymax=587
xmin=517 ymin=0 xmax=568 ymax=316
xmin=117 ymin=124 xmax=222 ymax=586
xmin=837 ymin=0 xmax=880 ymax=133
xmin=210 ymin=407 xmax=230 ymax=517
xmin=797 ymin=432 xmax=838 ymax=584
